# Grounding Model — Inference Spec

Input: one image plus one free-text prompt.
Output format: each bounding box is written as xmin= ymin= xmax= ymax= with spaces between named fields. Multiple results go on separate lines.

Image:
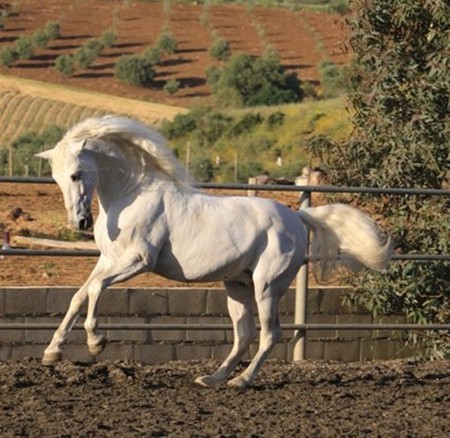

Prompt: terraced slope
xmin=0 ymin=75 xmax=187 ymax=145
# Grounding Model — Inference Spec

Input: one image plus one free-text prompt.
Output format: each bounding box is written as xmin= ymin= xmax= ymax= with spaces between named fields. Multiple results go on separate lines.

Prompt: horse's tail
xmin=298 ymin=204 xmax=393 ymax=282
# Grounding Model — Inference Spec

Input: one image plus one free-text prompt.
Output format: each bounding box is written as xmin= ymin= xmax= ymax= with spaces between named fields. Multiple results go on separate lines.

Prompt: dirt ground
xmin=0 ymin=358 xmax=448 ymax=437
xmin=0 ymin=0 xmax=350 ymax=107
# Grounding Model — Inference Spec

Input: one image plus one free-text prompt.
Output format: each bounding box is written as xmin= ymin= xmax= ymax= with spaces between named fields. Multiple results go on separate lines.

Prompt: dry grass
xmin=0 ymin=75 xmax=187 ymax=146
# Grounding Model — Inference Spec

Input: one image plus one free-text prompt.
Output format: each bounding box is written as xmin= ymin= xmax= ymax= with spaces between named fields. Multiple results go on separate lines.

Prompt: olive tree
xmin=207 ymin=51 xmax=303 ymax=107
xmin=308 ymin=0 xmax=450 ymax=356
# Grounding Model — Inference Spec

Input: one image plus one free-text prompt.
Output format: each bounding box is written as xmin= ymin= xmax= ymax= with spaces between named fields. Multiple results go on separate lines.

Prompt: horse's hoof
xmin=42 ymin=351 xmax=62 ymax=366
xmin=88 ymin=335 xmax=107 ymax=356
xmin=195 ymin=374 xmax=224 ymax=387
xmin=227 ymin=375 xmax=252 ymax=389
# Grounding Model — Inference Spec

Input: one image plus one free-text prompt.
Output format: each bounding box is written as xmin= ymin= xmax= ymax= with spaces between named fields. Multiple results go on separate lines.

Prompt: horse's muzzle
xmin=77 ymin=212 xmax=93 ymax=231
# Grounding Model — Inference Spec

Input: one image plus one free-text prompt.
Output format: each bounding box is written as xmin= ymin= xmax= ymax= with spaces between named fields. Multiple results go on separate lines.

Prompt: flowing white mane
xmin=63 ymin=115 xmax=193 ymax=188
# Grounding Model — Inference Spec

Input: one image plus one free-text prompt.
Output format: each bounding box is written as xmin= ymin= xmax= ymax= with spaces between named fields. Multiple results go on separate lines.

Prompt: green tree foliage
xmin=32 ymin=29 xmax=52 ymax=48
xmin=161 ymin=105 xmax=303 ymax=183
xmin=114 ymin=55 xmax=155 ymax=86
xmin=143 ymin=46 xmax=162 ymax=66
xmin=318 ymin=59 xmax=349 ymax=98
xmin=209 ymin=37 xmax=231 ymax=61
xmin=44 ymin=20 xmax=61 ymax=40
xmin=54 ymin=54 xmax=75 ymax=76
xmin=99 ymin=28 xmax=117 ymax=48
xmin=156 ymin=31 xmax=177 ymax=55
xmin=74 ymin=38 xmax=104 ymax=69
xmin=308 ymin=0 xmax=450 ymax=357
xmin=0 ymin=11 xmax=5 ymax=31
xmin=164 ymin=78 xmax=180 ymax=95
xmin=14 ymin=35 xmax=33 ymax=59
xmin=0 ymin=126 xmax=64 ymax=176
xmin=0 ymin=47 xmax=16 ymax=67
xmin=207 ymin=51 xmax=303 ymax=107
xmin=190 ymin=157 xmax=214 ymax=182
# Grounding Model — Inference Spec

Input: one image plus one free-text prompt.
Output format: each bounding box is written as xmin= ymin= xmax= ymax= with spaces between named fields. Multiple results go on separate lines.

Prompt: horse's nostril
xmin=78 ymin=219 xmax=88 ymax=230
xmin=78 ymin=215 xmax=93 ymax=231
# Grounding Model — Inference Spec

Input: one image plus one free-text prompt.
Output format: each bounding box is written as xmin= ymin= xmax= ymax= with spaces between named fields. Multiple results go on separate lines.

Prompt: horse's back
xmin=154 ymin=193 xmax=307 ymax=282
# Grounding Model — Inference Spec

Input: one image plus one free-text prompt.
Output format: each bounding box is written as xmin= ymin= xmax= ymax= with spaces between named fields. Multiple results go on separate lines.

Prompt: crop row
xmin=0 ymin=91 xmax=105 ymax=146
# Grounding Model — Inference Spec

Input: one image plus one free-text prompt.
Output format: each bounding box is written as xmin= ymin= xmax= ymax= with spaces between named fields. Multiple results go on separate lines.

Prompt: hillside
xmin=0 ymin=75 xmax=187 ymax=145
xmin=0 ymin=0 xmax=350 ymax=107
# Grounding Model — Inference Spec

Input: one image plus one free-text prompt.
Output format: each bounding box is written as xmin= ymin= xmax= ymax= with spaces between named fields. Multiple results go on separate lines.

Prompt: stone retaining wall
xmin=0 ymin=287 xmax=416 ymax=363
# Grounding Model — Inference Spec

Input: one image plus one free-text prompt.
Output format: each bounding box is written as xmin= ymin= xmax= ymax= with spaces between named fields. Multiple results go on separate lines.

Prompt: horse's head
xmin=36 ymin=139 xmax=97 ymax=231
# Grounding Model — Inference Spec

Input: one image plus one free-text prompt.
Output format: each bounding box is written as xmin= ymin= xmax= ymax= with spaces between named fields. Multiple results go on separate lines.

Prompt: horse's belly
xmin=153 ymin=244 xmax=252 ymax=283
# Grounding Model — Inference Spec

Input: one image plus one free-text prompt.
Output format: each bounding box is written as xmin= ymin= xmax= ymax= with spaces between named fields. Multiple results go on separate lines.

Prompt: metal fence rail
xmin=0 ymin=323 xmax=449 ymax=331
xmin=1 ymin=175 xmax=450 ymax=196
xmin=1 ymin=178 xmax=449 ymax=352
xmin=1 ymin=248 xmax=450 ymax=262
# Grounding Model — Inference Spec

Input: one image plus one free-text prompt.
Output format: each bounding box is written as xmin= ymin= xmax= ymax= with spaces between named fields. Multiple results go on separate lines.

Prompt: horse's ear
xmin=70 ymin=139 xmax=88 ymax=154
xmin=35 ymin=149 xmax=54 ymax=161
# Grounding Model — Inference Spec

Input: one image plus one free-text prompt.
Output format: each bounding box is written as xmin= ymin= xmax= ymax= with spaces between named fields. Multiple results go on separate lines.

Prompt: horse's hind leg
xmin=227 ymin=277 xmax=287 ymax=388
xmin=195 ymin=281 xmax=256 ymax=387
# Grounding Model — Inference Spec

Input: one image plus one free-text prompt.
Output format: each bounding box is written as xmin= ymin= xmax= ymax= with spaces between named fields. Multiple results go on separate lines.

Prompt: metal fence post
xmin=293 ymin=190 xmax=311 ymax=361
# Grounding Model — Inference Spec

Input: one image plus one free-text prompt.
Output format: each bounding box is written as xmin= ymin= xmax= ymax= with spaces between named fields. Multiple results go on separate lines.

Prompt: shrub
xmin=2 ymin=126 xmax=64 ymax=176
xmin=318 ymin=59 xmax=349 ymax=98
xmin=44 ymin=20 xmax=61 ymax=39
xmin=205 ymin=64 xmax=220 ymax=86
xmin=266 ymin=111 xmax=285 ymax=128
xmin=114 ymin=55 xmax=154 ymax=86
xmin=73 ymin=47 xmax=98 ymax=69
xmin=196 ymin=110 xmax=234 ymax=146
xmin=99 ymin=28 xmax=117 ymax=48
xmin=143 ymin=46 xmax=161 ymax=66
xmin=235 ymin=160 xmax=265 ymax=183
xmin=84 ymin=38 xmax=104 ymax=55
xmin=32 ymin=29 xmax=51 ymax=48
xmin=208 ymin=51 xmax=303 ymax=107
xmin=209 ymin=38 xmax=231 ymax=61
xmin=329 ymin=0 xmax=350 ymax=14
xmin=190 ymin=157 xmax=214 ymax=182
xmin=156 ymin=31 xmax=177 ymax=55
xmin=72 ymin=39 xmax=102 ymax=69
xmin=0 ymin=16 xmax=4 ymax=31
xmin=164 ymin=78 xmax=180 ymax=95
xmin=14 ymin=35 xmax=33 ymax=59
xmin=54 ymin=54 xmax=75 ymax=76
xmin=161 ymin=111 xmax=198 ymax=139
xmin=0 ymin=47 xmax=16 ymax=67
xmin=231 ymin=112 xmax=264 ymax=136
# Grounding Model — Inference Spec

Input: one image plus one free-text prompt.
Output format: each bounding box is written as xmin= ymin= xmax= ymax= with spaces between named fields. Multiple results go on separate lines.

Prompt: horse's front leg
xmin=42 ymin=257 xmax=108 ymax=366
xmin=83 ymin=251 xmax=150 ymax=357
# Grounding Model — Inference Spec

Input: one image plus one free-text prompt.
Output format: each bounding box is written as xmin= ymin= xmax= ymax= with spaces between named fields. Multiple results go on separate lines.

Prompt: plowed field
xmin=0 ymin=0 xmax=350 ymax=107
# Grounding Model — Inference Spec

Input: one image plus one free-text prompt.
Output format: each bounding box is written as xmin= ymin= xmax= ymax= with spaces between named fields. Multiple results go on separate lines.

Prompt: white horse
xmin=36 ymin=116 xmax=392 ymax=388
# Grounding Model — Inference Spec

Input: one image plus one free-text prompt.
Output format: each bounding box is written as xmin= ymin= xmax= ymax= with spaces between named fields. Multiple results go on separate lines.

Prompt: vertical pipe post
xmin=1 ymin=231 xmax=11 ymax=260
xmin=185 ymin=141 xmax=190 ymax=174
xmin=293 ymin=190 xmax=311 ymax=361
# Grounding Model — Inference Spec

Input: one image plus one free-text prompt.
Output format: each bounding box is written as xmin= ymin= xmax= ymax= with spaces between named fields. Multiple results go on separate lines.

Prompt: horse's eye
xmin=70 ymin=171 xmax=82 ymax=182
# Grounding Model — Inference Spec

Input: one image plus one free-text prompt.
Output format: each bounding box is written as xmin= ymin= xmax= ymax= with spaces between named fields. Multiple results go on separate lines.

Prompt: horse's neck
xmin=91 ymin=145 xmax=172 ymax=210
